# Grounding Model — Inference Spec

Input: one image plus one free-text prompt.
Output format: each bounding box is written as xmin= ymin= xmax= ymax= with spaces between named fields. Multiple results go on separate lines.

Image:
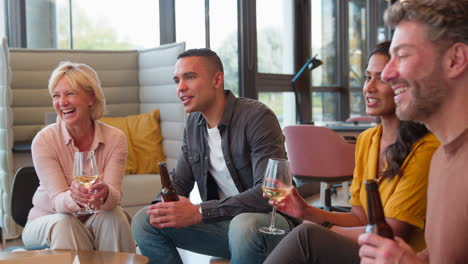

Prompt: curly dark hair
xmin=381 ymin=121 xmax=429 ymax=179
xmin=368 ymin=41 xmax=430 ymax=179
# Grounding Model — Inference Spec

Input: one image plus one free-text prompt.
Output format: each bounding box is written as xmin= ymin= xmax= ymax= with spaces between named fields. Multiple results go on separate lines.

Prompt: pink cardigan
xmin=28 ymin=120 xmax=128 ymax=220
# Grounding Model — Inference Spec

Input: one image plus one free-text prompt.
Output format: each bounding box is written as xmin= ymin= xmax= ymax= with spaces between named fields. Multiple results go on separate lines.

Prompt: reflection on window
xmin=57 ymin=0 xmax=159 ymax=50
xmin=176 ymin=0 xmax=205 ymax=49
xmin=210 ymin=0 xmax=239 ymax=95
xmin=256 ymin=0 xmax=294 ymax=75
xmin=348 ymin=0 xmax=366 ymax=87
xmin=311 ymin=0 xmax=338 ymax=86
xmin=312 ymin=92 xmax=339 ymax=121
xmin=259 ymin=92 xmax=296 ymax=128
xmin=350 ymin=91 xmax=366 ymax=118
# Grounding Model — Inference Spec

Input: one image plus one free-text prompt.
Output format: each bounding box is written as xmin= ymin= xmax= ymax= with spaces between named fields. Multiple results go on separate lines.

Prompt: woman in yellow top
xmin=264 ymin=41 xmax=440 ymax=264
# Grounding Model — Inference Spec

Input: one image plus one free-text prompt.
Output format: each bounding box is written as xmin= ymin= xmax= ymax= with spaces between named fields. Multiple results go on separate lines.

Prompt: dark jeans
xmin=264 ymin=223 xmax=360 ymax=264
xmin=132 ymin=207 xmax=291 ymax=264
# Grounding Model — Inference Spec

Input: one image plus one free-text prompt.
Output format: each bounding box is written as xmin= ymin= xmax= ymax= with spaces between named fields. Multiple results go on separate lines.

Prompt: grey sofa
xmin=0 ymin=37 xmax=186 ymax=238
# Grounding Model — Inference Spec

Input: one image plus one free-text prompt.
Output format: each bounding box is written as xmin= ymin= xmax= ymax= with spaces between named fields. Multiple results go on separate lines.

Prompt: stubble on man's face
xmin=395 ymin=64 xmax=448 ymax=122
xmin=390 ymin=22 xmax=450 ymax=123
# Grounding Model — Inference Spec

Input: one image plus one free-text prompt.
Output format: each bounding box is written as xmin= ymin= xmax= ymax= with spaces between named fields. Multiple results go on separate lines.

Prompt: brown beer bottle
xmin=159 ymin=161 xmax=179 ymax=202
xmin=364 ymin=179 xmax=394 ymax=239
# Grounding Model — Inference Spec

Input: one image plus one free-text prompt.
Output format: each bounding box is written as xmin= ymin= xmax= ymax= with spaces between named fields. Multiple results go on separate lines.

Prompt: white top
xmin=206 ymin=126 xmax=239 ymax=200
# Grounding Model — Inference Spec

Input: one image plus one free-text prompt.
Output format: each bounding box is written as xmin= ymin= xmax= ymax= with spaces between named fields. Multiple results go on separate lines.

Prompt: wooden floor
xmin=1 ymin=236 xmax=24 ymax=252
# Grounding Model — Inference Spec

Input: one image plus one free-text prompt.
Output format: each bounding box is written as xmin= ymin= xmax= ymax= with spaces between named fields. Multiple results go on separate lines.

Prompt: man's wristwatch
xmin=321 ymin=221 xmax=334 ymax=229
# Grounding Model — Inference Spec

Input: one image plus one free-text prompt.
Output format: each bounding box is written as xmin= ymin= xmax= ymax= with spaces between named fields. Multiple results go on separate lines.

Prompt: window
xmin=256 ymin=0 xmax=295 ymax=127
xmin=209 ymin=0 xmax=239 ymax=95
xmin=310 ymin=0 xmax=340 ymax=121
xmin=311 ymin=0 xmax=338 ymax=87
xmin=348 ymin=0 xmax=367 ymax=117
xmin=377 ymin=0 xmax=391 ymax=42
xmin=0 ymin=0 xmax=5 ymax=37
xmin=175 ymin=0 xmax=205 ymax=50
xmin=350 ymin=90 xmax=365 ymax=118
xmin=348 ymin=0 xmax=367 ymax=88
xmin=54 ymin=0 xmax=159 ymax=50
xmin=175 ymin=0 xmax=239 ymax=95
xmin=312 ymin=91 xmax=339 ymax=121
xmin=259 ymin=92 xmax=296 ymax=127
xmin=7 ymin=0 xmax=392 ymax=122
xmin=256 ymin=0 xmax=294 ymax=75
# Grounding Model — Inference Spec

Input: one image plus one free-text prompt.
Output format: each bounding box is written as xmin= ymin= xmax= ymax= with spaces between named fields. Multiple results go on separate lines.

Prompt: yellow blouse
xmin=349 ymin=124 xmax=439 ymax=251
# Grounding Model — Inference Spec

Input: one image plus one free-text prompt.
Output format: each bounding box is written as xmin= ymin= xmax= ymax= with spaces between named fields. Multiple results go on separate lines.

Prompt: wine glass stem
xmin=269 ymin=206 xmax=278 ymax=230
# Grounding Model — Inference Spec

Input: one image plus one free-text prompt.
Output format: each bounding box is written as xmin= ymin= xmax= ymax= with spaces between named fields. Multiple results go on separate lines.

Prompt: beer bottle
xmin=364 ymin=179 xmax=394 ymax=239
xmin=159 ymin=162 xmax=179 ymax=202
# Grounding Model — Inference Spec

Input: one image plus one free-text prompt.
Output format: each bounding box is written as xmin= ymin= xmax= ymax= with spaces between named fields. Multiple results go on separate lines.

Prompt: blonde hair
xmin=385 ymin=0 xmax=468 ymax=45
xmin=48 ymin=61 xmax=106 ymax=120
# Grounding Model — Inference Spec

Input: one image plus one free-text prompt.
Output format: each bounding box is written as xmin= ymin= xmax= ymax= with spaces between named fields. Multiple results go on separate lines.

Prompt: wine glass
xmin=259 ymin=158 xmax=292 ymax=235
xmin=73 ymin=151 xmax=99 ymax=215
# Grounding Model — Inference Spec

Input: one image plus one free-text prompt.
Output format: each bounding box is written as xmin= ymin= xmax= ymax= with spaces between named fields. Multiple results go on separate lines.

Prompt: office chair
xmin=5 ymin=166 xmax=47 ymax=251
xmin=11 ymin=167 xmax=40 ymax=228
xmin=284 ymin=125 xmax=355 ymax=212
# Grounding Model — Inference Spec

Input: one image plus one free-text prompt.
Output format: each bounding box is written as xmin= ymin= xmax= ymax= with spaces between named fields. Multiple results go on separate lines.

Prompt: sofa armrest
xmin=121 ymin=174 xmax=162 ymax=217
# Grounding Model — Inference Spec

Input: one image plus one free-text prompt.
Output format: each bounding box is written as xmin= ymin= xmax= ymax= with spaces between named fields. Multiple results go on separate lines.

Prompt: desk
xmin=0 ymin=249 xmax=149 ymax=264
xmin=323 ymin=122 xmax=376 ymax=143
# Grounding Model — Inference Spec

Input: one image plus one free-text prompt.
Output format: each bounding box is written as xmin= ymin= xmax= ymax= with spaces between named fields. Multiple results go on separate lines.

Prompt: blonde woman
xmin=22 ymin=62 xmax=135 ymax=252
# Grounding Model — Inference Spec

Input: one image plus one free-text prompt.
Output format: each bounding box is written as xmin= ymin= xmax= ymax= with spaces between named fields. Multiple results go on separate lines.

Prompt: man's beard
xmin=396 ymin=74 xmax=448 ymax=123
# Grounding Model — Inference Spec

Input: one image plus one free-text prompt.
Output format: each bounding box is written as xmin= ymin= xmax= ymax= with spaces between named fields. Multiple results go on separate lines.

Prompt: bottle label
xmin=365 ymin=224 xmax=378 ymax=234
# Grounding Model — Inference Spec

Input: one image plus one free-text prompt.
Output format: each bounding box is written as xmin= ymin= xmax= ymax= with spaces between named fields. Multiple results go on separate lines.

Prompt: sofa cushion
xmin=99 ymin=109 xmax=165 ymax=174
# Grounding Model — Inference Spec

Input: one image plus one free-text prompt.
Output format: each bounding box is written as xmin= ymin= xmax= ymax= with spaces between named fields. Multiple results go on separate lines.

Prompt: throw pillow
xmin=99 ymin=109 xmax=165 ymax=174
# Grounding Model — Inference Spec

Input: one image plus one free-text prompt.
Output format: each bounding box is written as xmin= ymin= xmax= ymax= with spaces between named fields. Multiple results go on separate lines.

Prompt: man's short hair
xmin=385 ymin=0 xmax=468 ymax=45
xmin=177 ymin=48 xmax=224 ymax=73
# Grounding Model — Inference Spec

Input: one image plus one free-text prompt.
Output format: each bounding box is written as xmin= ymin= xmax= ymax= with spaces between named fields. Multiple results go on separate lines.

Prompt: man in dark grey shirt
xmin=132 ymin=48 xmax=293 ymax=264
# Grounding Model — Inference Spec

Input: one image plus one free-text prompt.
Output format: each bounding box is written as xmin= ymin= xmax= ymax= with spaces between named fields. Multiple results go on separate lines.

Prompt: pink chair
xmin=283 ymin=125 xmax=355 ymax=211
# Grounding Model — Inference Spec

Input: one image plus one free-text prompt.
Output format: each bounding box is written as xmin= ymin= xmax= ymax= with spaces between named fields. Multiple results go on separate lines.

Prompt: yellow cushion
xmin=99 ymin=109 xmax=165 ymax=174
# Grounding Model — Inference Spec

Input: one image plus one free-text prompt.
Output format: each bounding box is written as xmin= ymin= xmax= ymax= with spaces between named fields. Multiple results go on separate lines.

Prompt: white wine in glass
xmin=259 ymin=158 xmax=292 ymax=235
xmin=262 ymin=186 xmax=291 ymax=203
xmin=73 ymin=151 xmax=99 ymax=215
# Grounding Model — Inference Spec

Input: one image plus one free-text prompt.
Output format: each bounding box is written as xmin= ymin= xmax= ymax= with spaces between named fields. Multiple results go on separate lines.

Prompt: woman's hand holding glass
xmin=71 ymin=177 xmax=109 ymax=212
xmin=70 ymin=180 xmax=91 ymax=208
xmin=264 ymin=187 xmax=309 ymax=220
xmin=72 ymin=151 xmax=104 ymax=214
xmin=259 ymin=158 xmax=293 ymax=235
xmin=88 ymin=179 xmax=109 ymax=211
